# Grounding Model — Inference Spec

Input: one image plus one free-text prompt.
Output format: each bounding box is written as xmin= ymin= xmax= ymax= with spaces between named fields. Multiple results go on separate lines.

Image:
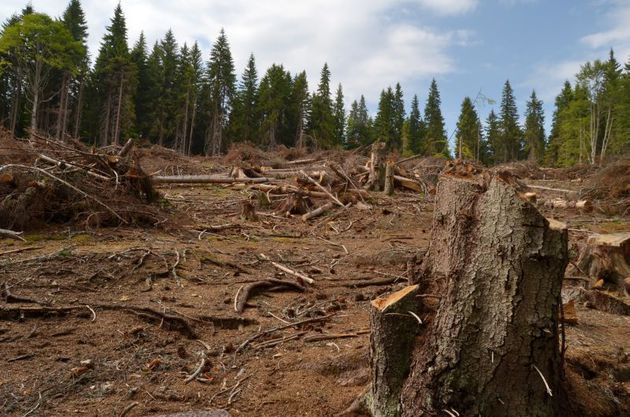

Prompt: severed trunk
xmin=399 ymin=172 xmax=568 ymax=417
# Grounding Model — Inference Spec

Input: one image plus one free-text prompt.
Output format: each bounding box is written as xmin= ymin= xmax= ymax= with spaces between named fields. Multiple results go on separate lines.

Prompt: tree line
xmin=0 ymin=2 xmax=628 ymax=165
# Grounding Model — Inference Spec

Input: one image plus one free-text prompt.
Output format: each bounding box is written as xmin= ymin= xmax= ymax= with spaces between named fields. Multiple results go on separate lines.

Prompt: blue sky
xmin=1 ymin=0 xmax=629 ymax=147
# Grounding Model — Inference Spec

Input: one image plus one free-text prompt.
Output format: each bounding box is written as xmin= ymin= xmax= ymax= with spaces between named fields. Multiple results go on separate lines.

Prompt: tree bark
xmin=365 ymin=142 xmax=386 ymax=191
xmin=391 ymin=171 xmax=569 ymax=417
xmin=384 ymin=161 xmax=395 ymax=196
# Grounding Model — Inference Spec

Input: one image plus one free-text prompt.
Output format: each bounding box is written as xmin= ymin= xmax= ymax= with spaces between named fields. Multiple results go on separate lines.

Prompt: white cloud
xmin=581 ymin=0 xmax=630 ymax=61
xmin=522 ymin=60 xmax=584 ymax=102
xmin=0 ymin=0 xmax=475 ymax=104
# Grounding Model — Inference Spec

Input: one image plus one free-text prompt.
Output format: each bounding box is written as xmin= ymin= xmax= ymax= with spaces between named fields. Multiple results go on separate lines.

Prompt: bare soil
xmin=0 ymin=155 xmax=628 ymax=417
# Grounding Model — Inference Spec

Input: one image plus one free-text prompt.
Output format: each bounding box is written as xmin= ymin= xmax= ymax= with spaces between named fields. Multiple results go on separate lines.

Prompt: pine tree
xmin=407 ymin=94 xmax=424 ymax=154
xmin=455 ymin=97 xmax=482 ymax=160
xmin=61 ymin=0 xmax=88 ymax=138
xmin=257 ymin=64 xmax=292 ymax=148
xmin=392 ymin=83 xmax=405 ymax=150
xmin=308 ymin=63 xmax=335 ymax=148
xmin=424 ymin=79 xmax=448 ymax=157
xmin=497 ymin=80 xmax=522 ymax=162
xmin=523 ymin=90 xmax=545 ymax=163
xmin=374 ymin=88 xmax=395 ymax=148
xmin=485 ymin=109 xmax=501 ymax=165
xmin=131 ymin=32 xmax=150 ymax=138
xmin=545 ymin=81 xmax=573 ymax=166
xmin=205 ymin=29 xmax=236 ymax=155
xmin=89 ymin=4 xmax=135 ymax=145
xmin=333 ymin=83 xmax=345 ymax=145
xmin=346 ymin=95 xmax=371 ymax=148
xmin=157 ymin=29 xmax=179 ymax=147
xmin=231 ymin=53 xmax=259 ymax=143
xmin=288 ymin=71 xmax=309 ymax=148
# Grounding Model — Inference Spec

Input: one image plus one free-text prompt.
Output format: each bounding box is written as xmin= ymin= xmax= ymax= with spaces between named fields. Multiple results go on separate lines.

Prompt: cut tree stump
xmin=576 ymin=232 xmax=630 ymax=295
xmin=390 ymin=169 xmax=569 ymax=417
xmin=368 ymin=285 xmax=420 ymax=417
xmin=384 ymin=161 xmax=395 ymax=196
xmin=365 ymin=142 xmax=386 ymax=192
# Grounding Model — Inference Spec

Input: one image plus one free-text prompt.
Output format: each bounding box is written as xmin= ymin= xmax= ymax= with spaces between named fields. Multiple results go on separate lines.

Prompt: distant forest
xmin=0 ymin=1 xmax=628 ymax=166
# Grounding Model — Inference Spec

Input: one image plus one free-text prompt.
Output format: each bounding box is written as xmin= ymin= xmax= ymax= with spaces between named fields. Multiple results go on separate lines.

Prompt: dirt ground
xmin=1 ymin=157 xmax=629 ymax=417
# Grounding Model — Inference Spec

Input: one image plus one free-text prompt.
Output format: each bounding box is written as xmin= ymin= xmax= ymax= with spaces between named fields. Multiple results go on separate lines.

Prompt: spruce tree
xmin=455 ymin=97 xmax=482 ymax=160
xmin=346 ymin=95 xmax=371 ymax=148
xmin=158 ymin=29 xmax=179 ymax=147
xmin=89 ymin=3 xmax=135 ymax=145
xmin=485 ymin=109 xmax=501 ymax=165
xmin=205 ymin=28 xmax=236 ymax=155
xmin=231 ymin=53 xmax=259 ymax=143
xmin=546 ymin=81 xmax=573 ymax=166
xmin=257 ymin=64 xmax=292 ymax=148
xmin=289 ymin=71 xmax=309 ymax=148
xmin=308 ymin=63 xmax=335 ymax=148
xmin=392 ymin=83 xmax=405 ymax=150
xmin=333 ymin=83 xmax=345 ymax=145
xmin=374 ymin=87 xmax=395 ymax=148
xmin=131 ymin=32 xmax=150 ymax=138
xmin=424 ymin=79 xmax=448 ymax=157
xmin=407 ymin=94 xmax=424 ymax=154
xmin=498 ymin=80 xmax=522 ymax=162
xmin=523 ymin=90 xmax=545 ymax=163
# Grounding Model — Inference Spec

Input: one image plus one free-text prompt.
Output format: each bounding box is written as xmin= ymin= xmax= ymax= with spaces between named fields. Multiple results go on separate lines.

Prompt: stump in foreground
xmin=367 ymin=168 xmax=569 ymax=417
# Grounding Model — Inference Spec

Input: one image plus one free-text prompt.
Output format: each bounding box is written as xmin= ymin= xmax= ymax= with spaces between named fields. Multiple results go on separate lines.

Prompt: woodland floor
xmin=0 ymin=158 xmax=629 ymax=417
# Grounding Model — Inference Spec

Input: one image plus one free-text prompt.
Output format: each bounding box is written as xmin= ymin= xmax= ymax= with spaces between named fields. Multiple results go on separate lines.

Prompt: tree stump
xmin=576 ymin=232 xmax=629 ymax=295
xmin=395 ymin=171 xmax=568 ymax=417
xmin=384 ymin=161 xmax=395 ymax=196
xmin=368 ymin=285 xmax=420 ymax=417
xmin=365 ymin=142 xmax=386 ymax=191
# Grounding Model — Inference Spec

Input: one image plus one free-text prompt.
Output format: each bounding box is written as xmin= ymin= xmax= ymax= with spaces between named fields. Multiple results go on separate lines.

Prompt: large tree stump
xmin=365 ymin=142 xmax=386 ymax=191
xmin=395 ymin=171 xmax=568 ymax=417
xmin=576 ymin=232 xmax=630 ymax=295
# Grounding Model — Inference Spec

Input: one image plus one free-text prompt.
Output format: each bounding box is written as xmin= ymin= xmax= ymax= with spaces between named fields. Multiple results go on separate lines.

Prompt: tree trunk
xmin=188 ymin=96 xmax=197 ymax=156
xmin=30 ymin=61 xmax=42 ymax=138
xmin=113 ymin=75 xmax=124 ymax=146
xmin=365 ymin=142 xmax=386 ymax=191
xmin=73 ymin=78 xmax=84 ymax=139
xmin=384 ymin=161 xmax=395 ymax=196
xmin=386 ymin=170 xmax=569 ymax=417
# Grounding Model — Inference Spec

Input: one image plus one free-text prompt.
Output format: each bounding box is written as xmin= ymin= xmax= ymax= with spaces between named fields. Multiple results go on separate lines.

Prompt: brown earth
xmin=0 ymin=151 xmax=629 ymax=417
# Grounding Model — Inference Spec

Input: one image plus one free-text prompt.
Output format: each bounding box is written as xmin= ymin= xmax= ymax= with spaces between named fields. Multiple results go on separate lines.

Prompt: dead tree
xmin=365 ymin=142 xmax=386 ymax=191
xmin=363 ymin=170 xmax=569 ymax=417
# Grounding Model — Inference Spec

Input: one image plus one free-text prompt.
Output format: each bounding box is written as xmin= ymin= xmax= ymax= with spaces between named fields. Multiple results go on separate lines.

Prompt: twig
xmin=236 ymin=314 xmax=334 ymax=353
xmin=234 ymin=278 xmax=305 ymax=313
xmin=184 ymin=354 xmax=207 ymax=384
xmin=0 ymin=246 xmax=43 ymax=256
xmin=317 ymin=236 xmax=349 ymax=254
xmin=22 ymin=391 xmax=42 ymax=417
xmin=533 ymin=364 xmax=553 ymax=397
xmin=259 ymin=253 xmax=314 ymax=284
xmin=85 ymin=305 xmax=97 ymax=322
xmin=118 ymin=401 xmax=139 ymax=417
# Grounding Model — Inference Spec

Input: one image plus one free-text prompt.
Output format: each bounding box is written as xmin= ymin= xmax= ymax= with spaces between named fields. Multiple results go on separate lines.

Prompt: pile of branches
xmin=0 ymin=133 xmax=165 ymax=233
xmin=581 ymin=156 xmax=630 ymax=215
xmin=154 ymin=142 xmax=437 ymax=222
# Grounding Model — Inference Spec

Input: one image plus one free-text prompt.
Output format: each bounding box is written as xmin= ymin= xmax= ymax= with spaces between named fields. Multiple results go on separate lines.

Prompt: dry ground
xmin=0 ymin=164 xmax=628 ymax=416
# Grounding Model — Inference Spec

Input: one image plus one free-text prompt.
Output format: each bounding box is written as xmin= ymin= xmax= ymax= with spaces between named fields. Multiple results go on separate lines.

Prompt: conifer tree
xmin=231 ymin=53 xmax=259 ymax=143
xmin=546 ymin=81 xmax=573 ymax=166
xmin=455 ymin=97 xmax=482 ymax=160
xmin=205 ymin=29 xmax=236 ymax=155
xmin=497 ymin=80 xmax=522 ymax=162
xmin=131 ymin=32 xmax=150 ymax=138
xmin=308 ymin=63 xmax=335 ymax=148
xmin=89 ymin=4 xmax=135 ymax=145
xmin=392 ymin=82 xmax=405 ymax=149
xmin=374 ymin=87 xmax=395 ymax=148
xmin=333 ymin=83 xmax=345 ymax=145
xmin=523 ymin=90 xmax=545 ymax=163
xmin=407 ymin=94 xmax=424 ymax=154
xmin=157 ymin=29 xmax=179 ymax=147
xmin=424 ymin=79 xmax=448 ymax=157
xmin=346 ymin=95 xmax=371 ymax=148
xmin=289 ymin=71 xmax=309 ymax=148
xmin=257 ymin=64 xmax=292 ymax=148
xmin=485 ymin=109 xmax=501 ymax=165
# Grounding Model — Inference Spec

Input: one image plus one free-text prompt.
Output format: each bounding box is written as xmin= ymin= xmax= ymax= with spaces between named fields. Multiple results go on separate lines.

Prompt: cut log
xmin=153 ymin=175 xmax=272 ymax=184
xmin=367 ymin=285 xmax=420 ymax=417
xmin=576 ymin=232 xmax=630 ymax=295
xmin=393 ymin=175 xmax=424 ymax=193
xmin=543 ymin=198 xmax=593 ymax=212
xmin=395 ymin=170 xmax=568 ymax=417
xmin=0 ymin=228 xmax=26 ymax=242
xmin=302 ymin=202 xmax=335 ymax=221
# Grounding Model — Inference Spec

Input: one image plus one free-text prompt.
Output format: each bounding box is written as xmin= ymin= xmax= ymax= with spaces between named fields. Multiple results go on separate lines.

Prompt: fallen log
xmin=302 ymin=202 xmax=336 ymax=221
xmin=543 ymin=198 xmax=593 ymax=211
xmin=0 ymin=228 xmax=26 ymax=242
xmin=393 ymin=175 xmax=424 ymax=193
xmin=153 ymin=175 xmax=273 ymax=184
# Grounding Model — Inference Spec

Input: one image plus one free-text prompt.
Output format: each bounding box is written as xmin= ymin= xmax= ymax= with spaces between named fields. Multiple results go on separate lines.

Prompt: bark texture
xmin=368 ymin=285 xmax=420 ymax=417
xmin=401 ymin=173 xmax=568 ymax=417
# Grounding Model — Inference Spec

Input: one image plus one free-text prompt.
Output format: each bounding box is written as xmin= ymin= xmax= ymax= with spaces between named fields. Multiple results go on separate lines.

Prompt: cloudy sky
xmin=2 ymin=0 xmax=629 ymax=140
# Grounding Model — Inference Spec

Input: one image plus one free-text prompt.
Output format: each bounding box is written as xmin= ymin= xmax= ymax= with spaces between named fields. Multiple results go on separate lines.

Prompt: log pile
xmin=0 ymin=134 xmax=163 ymax=232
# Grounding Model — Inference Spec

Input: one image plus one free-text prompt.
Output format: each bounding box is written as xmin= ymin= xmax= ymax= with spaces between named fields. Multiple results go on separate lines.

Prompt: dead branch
xmin=299 ymin=170 xmax=346 ymax=208
xmin=153 ymin=175 xmax=273 ymax=184
xmin=259 ymin=253 xmax=315 ymax=284
xmin=0 ymin=228 xmax=26 ymax=242
xmin=302 ymin=202 xmax=336 ymax=221
xmin=234 ymin=278 xmax=306 ymax=313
